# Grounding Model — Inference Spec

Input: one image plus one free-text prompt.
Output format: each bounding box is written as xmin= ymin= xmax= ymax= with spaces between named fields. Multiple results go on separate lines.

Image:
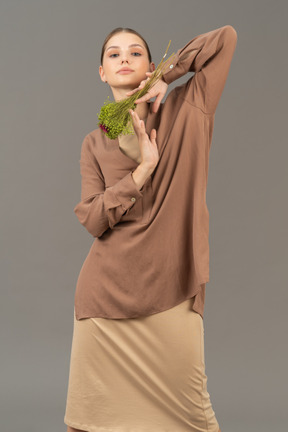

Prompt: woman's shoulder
xmin=79 ymin=128 xmax=106 ymax=160
xmin=83 ymin=127 xmax=105 ymax=146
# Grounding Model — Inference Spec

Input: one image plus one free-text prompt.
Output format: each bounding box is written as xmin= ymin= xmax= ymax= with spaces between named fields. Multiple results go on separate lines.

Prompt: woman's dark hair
xmin=100 ymin=27 xmax=152 ymax=65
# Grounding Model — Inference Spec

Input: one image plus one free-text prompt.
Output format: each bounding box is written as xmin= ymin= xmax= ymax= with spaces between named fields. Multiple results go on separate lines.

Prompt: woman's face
xmin=99 ymin=32 xmax=155 ymax=100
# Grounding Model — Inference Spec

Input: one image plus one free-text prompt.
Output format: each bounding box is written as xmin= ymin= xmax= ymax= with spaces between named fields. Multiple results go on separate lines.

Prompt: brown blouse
xmin=73 ymin=25 xmax=238 ymax=320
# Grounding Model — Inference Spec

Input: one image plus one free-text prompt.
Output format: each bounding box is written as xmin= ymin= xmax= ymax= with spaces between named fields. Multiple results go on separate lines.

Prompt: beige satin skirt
xmin=64 ymin=297 xmax=220 ymax=432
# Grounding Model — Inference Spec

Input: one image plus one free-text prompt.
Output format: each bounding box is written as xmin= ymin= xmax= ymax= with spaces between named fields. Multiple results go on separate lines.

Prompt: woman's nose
xmin=121 ymin=55 xmax=129 ymax=63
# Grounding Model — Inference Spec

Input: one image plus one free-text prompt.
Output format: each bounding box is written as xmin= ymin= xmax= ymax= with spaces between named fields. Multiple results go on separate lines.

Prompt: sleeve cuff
xmin=107 ymin=171 xmax=144 ymax=211
xmin=161 ymin=53 xmax=180 ymax=85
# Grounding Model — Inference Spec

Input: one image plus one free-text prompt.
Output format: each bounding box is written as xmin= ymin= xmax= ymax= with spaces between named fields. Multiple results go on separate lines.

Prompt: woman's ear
xmin=149 ymin=62 xmax=156 ymax=73
xmin=99 ymin=65 xmax=107 ymax=83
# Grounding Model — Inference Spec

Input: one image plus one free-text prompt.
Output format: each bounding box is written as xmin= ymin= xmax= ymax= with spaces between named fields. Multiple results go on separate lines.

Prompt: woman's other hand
xmin=126 ymin=72 xmax=168 ymax=113
xmin=129 ymin=109 xmax=159 ymax=171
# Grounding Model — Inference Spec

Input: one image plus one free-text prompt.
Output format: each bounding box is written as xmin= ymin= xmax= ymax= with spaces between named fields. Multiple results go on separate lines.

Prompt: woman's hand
xmin=129 ymin=109 xmax=159 ymax=171
xmin=126 ymin=72 xmax=168 ymax=114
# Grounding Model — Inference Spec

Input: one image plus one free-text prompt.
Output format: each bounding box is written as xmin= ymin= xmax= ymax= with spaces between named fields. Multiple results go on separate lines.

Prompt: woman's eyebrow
xmin=105 ymin=44 xmax=144 ymax=52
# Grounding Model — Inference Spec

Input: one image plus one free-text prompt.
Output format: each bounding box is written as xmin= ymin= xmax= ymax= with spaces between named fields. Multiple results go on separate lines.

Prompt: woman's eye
xmin=109 ymin=52 xmax=142 ymax=58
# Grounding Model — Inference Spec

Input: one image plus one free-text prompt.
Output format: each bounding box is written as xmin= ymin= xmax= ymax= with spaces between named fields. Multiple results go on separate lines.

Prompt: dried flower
xmin=97 ymin=40 xmax=175 ymax=140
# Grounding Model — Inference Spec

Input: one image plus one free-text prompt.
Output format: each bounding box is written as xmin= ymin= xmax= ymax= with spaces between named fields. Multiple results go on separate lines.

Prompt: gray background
xmin=1 ymin=0 xmax=287 ymax=431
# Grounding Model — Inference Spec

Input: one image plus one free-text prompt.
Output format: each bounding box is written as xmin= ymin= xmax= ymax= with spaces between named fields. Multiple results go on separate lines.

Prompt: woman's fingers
xmin=126 ymin=88 xmax=138 ymax=96
xmin=134 ymin=92 xmax=152 ymax=104
xmin=129 ymin=109 xmax=145 ymax=136
xmin=126 ymin=74 xmax=152 ymax=96
xmin=129 ymin=110 xmax=158 ymax=166
xmin=150 ymin=128 xmax=157 ymax=142
xmin=151 ymin=93 xmax=164 ymax=113
xmin=126 ymin=86 xmax=144 ymax=96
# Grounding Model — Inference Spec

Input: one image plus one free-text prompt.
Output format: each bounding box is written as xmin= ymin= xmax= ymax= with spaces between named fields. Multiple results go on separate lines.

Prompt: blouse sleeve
xmin=73 ymin=134 xmax=143 ymax=238
xmin=161 ymin=25 xmax=238 ymax=114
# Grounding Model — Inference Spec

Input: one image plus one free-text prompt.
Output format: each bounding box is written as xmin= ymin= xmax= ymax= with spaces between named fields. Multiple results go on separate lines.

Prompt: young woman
xmin=64 ymin=24 xmax=237 ymax=432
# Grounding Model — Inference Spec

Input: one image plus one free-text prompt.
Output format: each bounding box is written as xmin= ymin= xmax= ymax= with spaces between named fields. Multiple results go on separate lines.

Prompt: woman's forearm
xmin=132 ymin=163 xmax=155 ymax=190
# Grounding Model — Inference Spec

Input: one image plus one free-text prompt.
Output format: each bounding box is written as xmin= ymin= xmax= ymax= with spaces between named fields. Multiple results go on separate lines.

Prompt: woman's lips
xmin=118 ymin=70 xmax=134 ymax=74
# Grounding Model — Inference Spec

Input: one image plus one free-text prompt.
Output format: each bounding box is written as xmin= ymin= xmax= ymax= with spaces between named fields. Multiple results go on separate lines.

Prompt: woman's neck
xmin=113 ymin=90 xmax=149 ymax=121
xmin=134 ymin=102 xmax=149 ymax=120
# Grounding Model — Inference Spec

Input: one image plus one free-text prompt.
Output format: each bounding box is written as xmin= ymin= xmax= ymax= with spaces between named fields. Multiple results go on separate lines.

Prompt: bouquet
xmin=97 ymin=40 xmax=175 ymax=140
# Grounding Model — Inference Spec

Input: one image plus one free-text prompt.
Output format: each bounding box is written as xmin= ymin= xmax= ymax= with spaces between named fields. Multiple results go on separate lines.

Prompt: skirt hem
xmin=64 ymin=416 xmax=204 ymax=432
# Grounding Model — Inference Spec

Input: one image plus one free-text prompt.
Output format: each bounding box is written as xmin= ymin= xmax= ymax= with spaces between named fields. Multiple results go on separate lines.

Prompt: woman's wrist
xmin=132 ymin=163 xmax=155 ymax=190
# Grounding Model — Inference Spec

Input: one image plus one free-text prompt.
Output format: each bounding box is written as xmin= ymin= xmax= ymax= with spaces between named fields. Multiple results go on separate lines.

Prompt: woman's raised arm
xmin=161 ymin=25 xmax=238 ymax=114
